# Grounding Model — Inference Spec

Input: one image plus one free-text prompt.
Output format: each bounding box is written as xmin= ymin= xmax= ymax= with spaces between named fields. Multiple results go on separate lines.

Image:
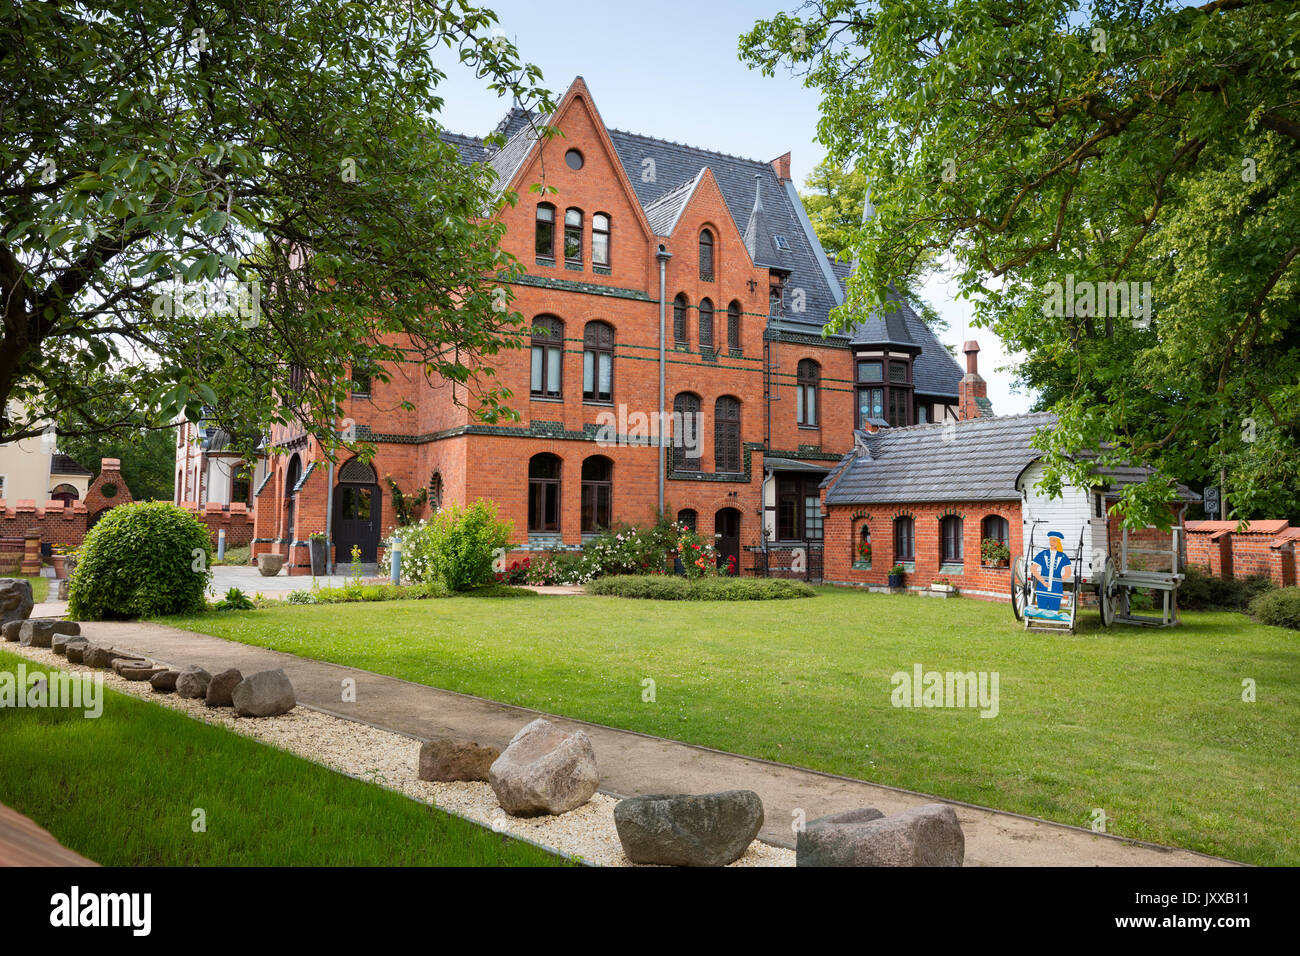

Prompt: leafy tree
xmin=800 ymin=157 xmax=868 ymax=257
xmin=742 ymin=0 xmax=1300 ymax=525
xmin=2 ymin=0 xmax=553 ymax=458
xmin=58 ymin=423 xmax=179 ymax=503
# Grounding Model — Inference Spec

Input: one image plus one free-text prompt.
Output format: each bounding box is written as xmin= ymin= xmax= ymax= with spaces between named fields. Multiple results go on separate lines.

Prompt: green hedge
xmin=1179 ymin=564 xmax=1273 ymax=611
xmin=586 ymin=575 xmax=816 ymax=601
xmin=1250 ymin=587 xmax=1300 ymax=630
xmin=68 ymin=501 xmax=212 ymax=620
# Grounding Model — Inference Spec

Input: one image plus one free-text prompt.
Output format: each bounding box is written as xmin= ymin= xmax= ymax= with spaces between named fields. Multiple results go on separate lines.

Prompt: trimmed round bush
xmin=68 ymin=501 xmax=212 ymax=620
xmin=586 ymin=575 xmax=816 ymax=601
xmin=1250 ymin=587 xmax=1300 ymax=631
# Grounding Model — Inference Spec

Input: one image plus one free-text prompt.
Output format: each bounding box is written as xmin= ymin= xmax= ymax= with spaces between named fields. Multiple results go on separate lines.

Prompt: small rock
xmin=796 ymin=804 xmax=964 ymax=867
xmin=175 ymin=667 xmax=213 ymax=699
xmin=82 ymin=646 xmax=138 ymax=669
xmin=231 ymin=669 xmax=296 ymax=717
xmin=114 ymin=661 xmax=166 ymax=682
xmin=614 ymin=790 xmax=765 ymax=867
xmin=205 ymin=668 xmax=243 ymax=708
xmin=18 ymin=620 xmax=56 ymax=647
xmin=51 ymin=633 xmax=79 ymax=655
xmin=0 ymin=578 xmax=34 ymax=625
xmin=418 ymin=738 xmax=501 ymax=782
xmin=488 ymin=718 xmax=599 ymax=817
xmin=65 ymin=640 xmax=89 ymax=663
xmin=2 ymin=620 xmax=23 ymax=642
xmin=149 ymin=670 xmax=180 ymax=693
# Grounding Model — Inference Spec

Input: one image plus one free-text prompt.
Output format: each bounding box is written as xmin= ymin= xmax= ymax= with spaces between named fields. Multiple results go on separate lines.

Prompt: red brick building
xmin=249 ymin=77 xmax=980 ymax=574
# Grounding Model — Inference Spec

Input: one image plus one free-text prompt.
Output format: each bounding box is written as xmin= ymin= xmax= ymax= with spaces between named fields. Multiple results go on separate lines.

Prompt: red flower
xmin=495 ymin=572 xmax=504 ymax=582
xmin=522 ymin=557 xmax=532 ymax=567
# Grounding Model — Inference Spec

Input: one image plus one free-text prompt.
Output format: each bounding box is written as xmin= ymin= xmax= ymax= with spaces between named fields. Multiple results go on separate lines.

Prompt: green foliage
xmin=586 ymin=575 xmax=816 ymax=601
xmin=1179 ymin=565 xmax=1273 ymax=612
xmin=1250 ymin=587 xmax=1300 ymax=631
xmin=214 ymin=544 xmax=250 ymax=566
xmin=981 ymin=538 xmax=1011 ymax=566
xmin=68 ymin=500 xmax=212 ymax=619
xmin=393 ymin=499 xmax=512 ymax=592
xmin=742 ymin=0 xmax=1300 ymax=527
xmin=308 ymin=581 xmax=447 ymax=603
xmin=800 ymin=158 xmax=869 ymax=257
xmin=386 ymin=475 xmax=427 ymax=527
xmin=522 ymin=551 xmax=588 ymax=586
xmin=56 ymin=424 xmax=177 ymax=502
xmin=212 ymin=586 xmax=255 ymax=611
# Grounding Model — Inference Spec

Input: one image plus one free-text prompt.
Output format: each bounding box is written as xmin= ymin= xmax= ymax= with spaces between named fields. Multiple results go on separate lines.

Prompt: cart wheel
xmin=1066 ymin=569 xmax=1080 ymax=633
xmin=1011 ymin=555 xmax=1028 ymax=622
xmin=1099 ymin=556 xmax=1118 ymax=627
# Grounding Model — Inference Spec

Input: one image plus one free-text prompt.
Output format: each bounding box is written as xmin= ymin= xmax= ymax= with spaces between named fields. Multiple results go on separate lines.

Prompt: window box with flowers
xmin=981 ymin=537 xmax=1012 ymax=569
xmin=852 ymin=540 xmax=872 ymax=570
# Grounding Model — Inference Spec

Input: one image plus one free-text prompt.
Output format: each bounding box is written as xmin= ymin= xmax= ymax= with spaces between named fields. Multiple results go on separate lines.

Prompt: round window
xmin=100 ymin=483 xmax=118 ymax=499
xmin=564 ymin=149 xmax=584 ymax=171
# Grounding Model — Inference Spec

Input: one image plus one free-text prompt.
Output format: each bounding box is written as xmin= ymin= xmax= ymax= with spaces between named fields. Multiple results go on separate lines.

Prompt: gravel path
xmin=3 ymin=642 xmax=792 ymax=867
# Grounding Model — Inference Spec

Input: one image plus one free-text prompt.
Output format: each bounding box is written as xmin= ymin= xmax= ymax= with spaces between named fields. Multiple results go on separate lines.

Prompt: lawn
xmin=161 ymin=587 xmax=1300 ymax=865
xmin=0 ymin=649 xmax=562 ymax=866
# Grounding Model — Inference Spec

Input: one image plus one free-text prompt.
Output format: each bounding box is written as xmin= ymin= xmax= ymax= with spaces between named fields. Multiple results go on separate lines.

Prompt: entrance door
xmin=335 ymin=484 xmax=380 ymax=563
xmin=715 ymin=507 xmax=741 ymax=574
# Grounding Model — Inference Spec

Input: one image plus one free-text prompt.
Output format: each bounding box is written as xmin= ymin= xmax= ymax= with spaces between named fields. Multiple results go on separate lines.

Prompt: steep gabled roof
xmin=642 ymin=170 xmax=703 ymax=237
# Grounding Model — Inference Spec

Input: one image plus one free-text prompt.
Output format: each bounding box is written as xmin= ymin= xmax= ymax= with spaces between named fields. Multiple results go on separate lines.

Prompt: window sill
xmin=797 ymin=424 xmax=820 ymax=431
xmin=565 ymin=261 xmax=583 ymax=272
xmin=939 ymin=564 xmax=965 ymax=575
xmin=529 ymin=395 xmax=564 ymax=403
xmin=852 ymin=561 xmax=872 ymax=570
xmin=583 ymin=400 xmax=614 ymax=407
xmin=592 ymin=266 xmax=611 ymax=276
xmin=728 ymin=349 xmax=744 ymax=359
xmin=535 ymin=257 xmax=555 ymax=268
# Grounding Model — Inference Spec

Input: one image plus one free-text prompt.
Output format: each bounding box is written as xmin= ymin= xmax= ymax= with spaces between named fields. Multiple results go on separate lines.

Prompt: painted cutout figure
xmin=1031 ymin=530 xmax=1073 ymax=612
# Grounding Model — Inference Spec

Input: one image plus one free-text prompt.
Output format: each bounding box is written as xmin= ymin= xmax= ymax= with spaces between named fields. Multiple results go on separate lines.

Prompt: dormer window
xmin=855 ymin=356 xmax=913 ymax=427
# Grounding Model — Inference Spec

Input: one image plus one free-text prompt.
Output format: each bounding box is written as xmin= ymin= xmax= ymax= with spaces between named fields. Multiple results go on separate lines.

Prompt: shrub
xmin=1179 ymin=565 xmax=1273 ymax=611
xmin=68 ymin=501 xmax=212 ymax=620
xmin=524 ymin=550 xmax=588 ymax=586
xmin=213 ymin=587 xmax=255 ymax=611
xmin=1250 ymin=587 xmax=1300 ymax=630
xmin=389 ymin=499 xmax=512 ymax=592
xmin=586 ymin=575 xmax=816 ymax=601
xmin=308 ymin=580 xmax=448 ymax=603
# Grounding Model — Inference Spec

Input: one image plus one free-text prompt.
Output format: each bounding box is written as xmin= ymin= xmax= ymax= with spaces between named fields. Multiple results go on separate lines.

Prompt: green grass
xmin=28 ymin=575 xmax=48 ymax=604
xmin=160 ymin=587 xmax=1300 ymax=865
xmin=213 ymin=544 xmax=250 ymax=566
xmin=0 ymin=649 xmax=563 ymax=866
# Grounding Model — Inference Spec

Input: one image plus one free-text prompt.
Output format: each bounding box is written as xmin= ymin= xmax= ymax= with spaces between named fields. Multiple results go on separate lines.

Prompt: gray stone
xmin=205 ymin=668 xmax=243 ymax=708
xmin=57 ymin=578 xmax=71 ymax=601
xmin=256 ymin=553 xmax=284 ymax=576
xmin=52 ymin=633 xmax=76 ymax=655
xmin=82 ymin=645 xmax=139 ymax=669
xmin=488 ymin=718 xmax=599 ymax=817
xmin=418 ymin=738 xmax=500 ymax=782
xmin=114 ymin=660 xmax=166 ymax=681
xmin=65 ymin=640 xmax=89 ymax=663
xmin=175 ymin=667 xmax=213 ymax=699
xmin=2 ymin=620 xmax=23 ymax=642
xmin=614 ymin=790 xmax=765 ymax=867
xmin=231 ymin=669 xmax=296 ymax=717
xmin=149 ymin=670 xmax=180 ymax=693
xmin=18 ymin=619 xmax=76 ymax=647
xmin=796 ymin=803 xmax=964 ymax=867
xmin=0 ymin=578 xmax=34 ymax=625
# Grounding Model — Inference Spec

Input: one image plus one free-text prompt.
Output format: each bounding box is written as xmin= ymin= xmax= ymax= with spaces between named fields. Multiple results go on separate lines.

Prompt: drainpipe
xmin=324 ymin=450 xmax=336 ymax=577
xmin=656 ymin=244 xmax=672 ymax=517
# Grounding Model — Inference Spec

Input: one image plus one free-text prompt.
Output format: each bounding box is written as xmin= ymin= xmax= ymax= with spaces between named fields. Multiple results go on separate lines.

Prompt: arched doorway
xmin=715 ymin=507 xmax=741 ymax=574
xmin=284 ymin=454 xmax=301 ymax=546
xmin=50 ymin=484 xmax=80 ymax=505
xmin=335 ymin=459 xmax=380 ymax=563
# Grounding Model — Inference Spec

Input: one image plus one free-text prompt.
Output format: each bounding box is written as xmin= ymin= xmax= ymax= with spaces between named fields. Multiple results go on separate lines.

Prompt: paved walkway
xmin=78 ymin=620 xmax=1237 ymax=867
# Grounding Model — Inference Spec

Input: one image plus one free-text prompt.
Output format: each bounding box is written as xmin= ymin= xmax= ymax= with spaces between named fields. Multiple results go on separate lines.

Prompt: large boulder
xmin=82 ymin=646 xmax=140 ymax=669
xmin=614 ymin=790 xmax=765 ymax=867
xmin=231 ymin=669 xmax=296 ymax=717
xmin=205 ymin=668 xmax=243 ymax=708
xmin=51 ymin=630 xmax=84 ymax=655
xmin=488 ymin=718 xmax=599 ymax=817
xmin=418 ymin=738 xmax=500 ymax=782
xmin=2 ymin=620 xmax=23 ymax=642
xmin=18 ymin=619 xmax=78 ymax=648
xmin=175 ymin=667 xmax=213 ymax=699
xmin=796 ymin=804 xmax=964 ymax=867
xmin=0 ymin=578 xmax=34 ymax=625
xmin=65 ymin=640 xmax=89 ymax=663
xmin=149 ymin=670 xmax=180 ymax=693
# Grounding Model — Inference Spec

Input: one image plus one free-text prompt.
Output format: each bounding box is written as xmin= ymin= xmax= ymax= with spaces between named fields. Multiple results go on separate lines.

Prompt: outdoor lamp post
xmin=390 ymin=537 xmax=402 ymax=585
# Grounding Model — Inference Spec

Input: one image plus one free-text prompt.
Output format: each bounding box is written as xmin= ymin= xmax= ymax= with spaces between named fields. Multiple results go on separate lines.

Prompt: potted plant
xmin=981 ymin=537 xmax=1011 ymax=568
xmin=888 ymin=563 xmax=906 ymax=588
xmin=931 ymin=576 xmax=957 ymax=593
xmin=309 ymin=532 xmax=329 ymax=576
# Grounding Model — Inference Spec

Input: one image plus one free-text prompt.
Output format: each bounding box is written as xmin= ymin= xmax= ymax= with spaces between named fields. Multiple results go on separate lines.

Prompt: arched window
xmin=981 ymin=514 xmax=1009 ymax=565
xmin=528 ymin=454 xmax=561 ymax=532
xmin=699 ymin=298 xmax=714 ymax=349
xmin=673 ymin=392 xmax=701 ymax=470
xmin=580 ymin=455 xmax=612 ymax=533
xmin=714 ymin=395 xmax=741 ymax=473
xmin=530 ymin=315 xmax=563 ymax=398
xmin=582 ymin=322 xmax=614 ymax=402
xmin=893 ymin=515 xmax=915 ymax=563
xmin=698 ymin=229 xmax=714 ymax=281
xmin=428 ymin=472 xmax=443 ymax=512
xmin=564 ymin=208 xmax=583 ymax=264
xmin=677 ymin=508 xmax=698 ymax=531
xmin=727 ymin=300 xmax=742 ymax=352
xmin=796 ymin=359 xmax=820 ymax=426
xmin=673 ymin=294 xmax=689 ymax=346
xmin=592 ymin=213 xmax=610 ymax=268
xmin=535 ymin=203 xmax=555 ymax=261
xmin=855 ymin=522 xmax=871 ymax=566
xmin=941 ymin=515 xmax=964 ymax=564
xmin=285 ymin=454 xmax=302 ymax=496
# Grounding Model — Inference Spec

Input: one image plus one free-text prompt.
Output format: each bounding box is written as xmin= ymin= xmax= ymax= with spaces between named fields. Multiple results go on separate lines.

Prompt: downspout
xmin=324 ymin=421 xmax=337 ymax=576
xmin=656 ymin=244 xmax=672 ymax=517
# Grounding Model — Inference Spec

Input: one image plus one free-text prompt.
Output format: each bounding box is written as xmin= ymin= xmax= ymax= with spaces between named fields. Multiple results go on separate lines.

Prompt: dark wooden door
xmin=715 ymin=507 xmax=741 ymax=573
xmin=335 ymin=484 xmax=380 ymax=563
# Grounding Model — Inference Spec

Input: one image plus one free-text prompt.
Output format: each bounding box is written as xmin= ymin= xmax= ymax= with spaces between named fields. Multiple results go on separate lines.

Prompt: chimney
xmin=958 ymin=340 xmax=989 ymax=420
xmin=770 ymin=152 xmax=791 ymax=181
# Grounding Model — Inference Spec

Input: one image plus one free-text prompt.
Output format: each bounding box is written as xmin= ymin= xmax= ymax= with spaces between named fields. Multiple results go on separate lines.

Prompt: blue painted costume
xmin=1032 ymin=532 xmax=1072 ymax=611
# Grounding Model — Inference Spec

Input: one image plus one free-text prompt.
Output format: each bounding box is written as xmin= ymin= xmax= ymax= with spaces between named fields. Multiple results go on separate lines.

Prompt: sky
xmin=432 ymin=0 xmax=1035 ymax=415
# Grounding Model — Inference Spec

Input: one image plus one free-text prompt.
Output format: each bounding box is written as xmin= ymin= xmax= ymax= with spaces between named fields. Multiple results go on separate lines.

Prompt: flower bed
xmin=586 ymin=575 xmax=816 ymax=601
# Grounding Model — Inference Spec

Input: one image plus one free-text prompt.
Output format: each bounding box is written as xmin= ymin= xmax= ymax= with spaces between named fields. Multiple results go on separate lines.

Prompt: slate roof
xmin=49 ymin=453 xmax=91 ymax=477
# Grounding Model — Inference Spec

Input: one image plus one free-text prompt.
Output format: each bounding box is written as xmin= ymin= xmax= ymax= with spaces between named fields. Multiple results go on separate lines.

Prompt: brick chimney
xmin=958 ymin=340 xmax=989 ymax=420
xmin=770 ymin=152 xmax=791 ymax=182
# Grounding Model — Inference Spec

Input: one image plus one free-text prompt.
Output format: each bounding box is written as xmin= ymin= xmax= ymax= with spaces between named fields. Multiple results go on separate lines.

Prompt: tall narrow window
xmin=582 ymin=321 xmax=614 ymax=402
xmin=673 ymin=392 xmax=701 ymax=470
xmin=530 ymin=315 xmax=563 ymax=398
xmin=528 ymin=454 xmax=561 ymax=532
xmin=698 ymin=229 xmax=714 ymax=281
xmin=698 ymin=298 xmax=714 ymax=349
xmin=580 ymin=456 xmax=612 ymax=533
xmin=677 ymin=508 xmax=698 ymax=531
xmin=714 ymin=395 xmax=741 ymax=472
xmin=592 ymin=213 xmax=610 ymax=268
xmin=941 ymin=515 xmax=964 ymax=564
xmin=727 ymin=300 xmax=741 ymax=352
xmin=535 ymin=203 xmax=555 ymax=261
xmin=673 ymin=294 xmax=689 ymax=346
xmin=981 ymin=515 xmax=1009 ymax=564
xmin=893 ymin=516 xmax=915 ymax=563
xmin=796 ymin=359 xmax=820 ymax=426
xmin=564 ymin=208 xmax=583 ymax=264
xmin=350 ymin=365 xmax=371 ymax=396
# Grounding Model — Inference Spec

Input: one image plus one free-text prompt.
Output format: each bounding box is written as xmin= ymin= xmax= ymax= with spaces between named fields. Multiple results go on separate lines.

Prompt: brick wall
xmin=178 ymin=502 xmax=255 ymax=552
xmin=1185 ymin=521 xmax=1297 ymax=587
